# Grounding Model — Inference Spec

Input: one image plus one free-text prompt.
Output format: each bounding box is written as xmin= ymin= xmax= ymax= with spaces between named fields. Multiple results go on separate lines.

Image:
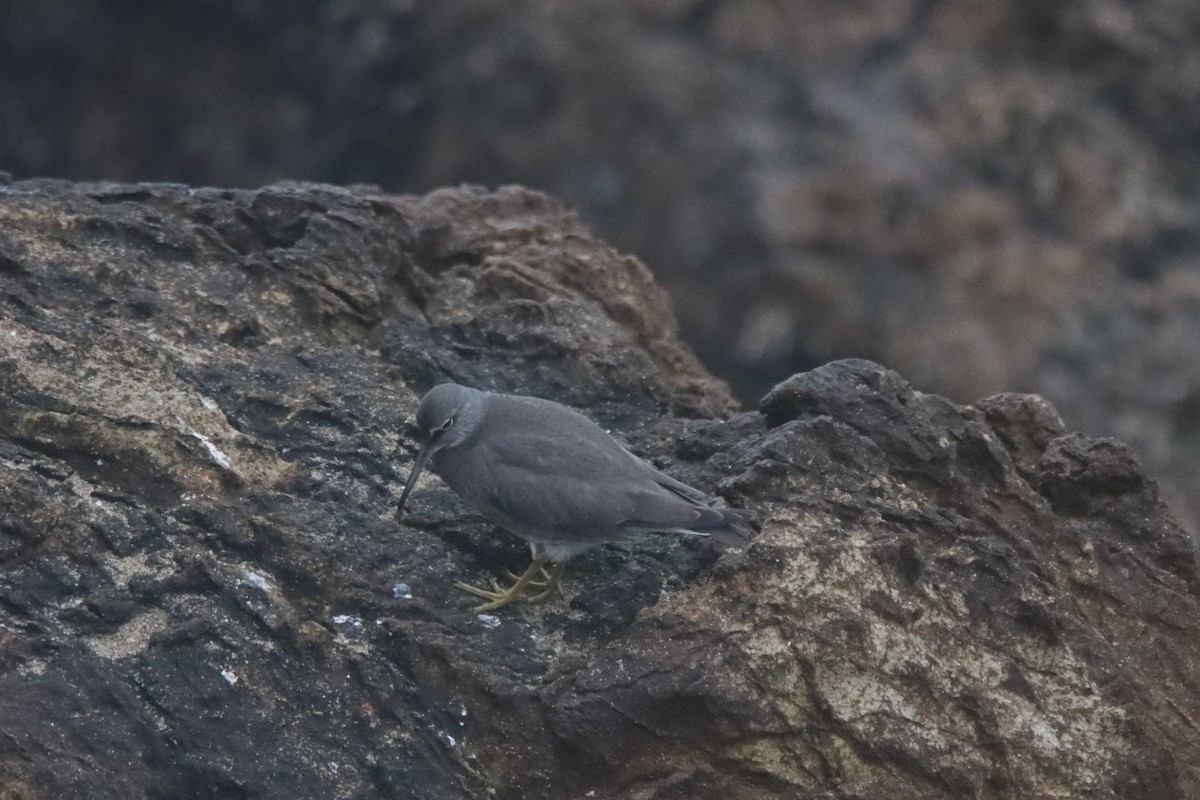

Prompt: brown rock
xmin=0 ymin=182 xmax=1197 ymax=799
xmin=3 ymin=0 xmax=1200 ymax=543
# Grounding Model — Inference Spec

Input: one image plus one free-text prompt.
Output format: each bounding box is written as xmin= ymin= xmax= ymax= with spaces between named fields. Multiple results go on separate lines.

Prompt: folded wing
xmin=463 ymin=421 xmax=750 ymax=544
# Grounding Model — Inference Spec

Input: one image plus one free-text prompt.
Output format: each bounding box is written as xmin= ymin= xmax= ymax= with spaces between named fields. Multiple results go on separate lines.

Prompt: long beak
xmin=397 ymin=442 xmax=433 ymax=516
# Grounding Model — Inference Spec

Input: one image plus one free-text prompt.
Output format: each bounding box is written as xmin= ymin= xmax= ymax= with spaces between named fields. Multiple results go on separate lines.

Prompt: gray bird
xmin=397 ymin=383 xmax=751 ymax=611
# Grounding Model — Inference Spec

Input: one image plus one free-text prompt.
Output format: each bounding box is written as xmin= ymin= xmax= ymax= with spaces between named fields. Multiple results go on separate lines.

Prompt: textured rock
xmin=1 ymin=181 xmax=1198 ymax=799
xmin=3 ymin=1 xmax=1200 ymax=537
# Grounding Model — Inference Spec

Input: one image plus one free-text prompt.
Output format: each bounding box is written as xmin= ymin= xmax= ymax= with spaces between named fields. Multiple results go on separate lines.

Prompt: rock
xmin=0 ymin=181 xmax=1198 ymax=799
xmin=4 ymin=2 xmax=1200 ymax=539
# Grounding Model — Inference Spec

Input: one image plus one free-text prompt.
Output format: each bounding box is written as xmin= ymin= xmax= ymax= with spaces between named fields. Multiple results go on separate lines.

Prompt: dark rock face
xmin=1 ymin=181 xmax=1198 ymax=799
xmin=3 ymin=1 xmax=1200 ymax=537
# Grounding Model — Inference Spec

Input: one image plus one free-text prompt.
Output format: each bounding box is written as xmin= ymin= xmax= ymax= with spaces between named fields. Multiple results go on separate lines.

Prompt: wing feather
xmin=435 ymin=393 xmax=752 ymax=544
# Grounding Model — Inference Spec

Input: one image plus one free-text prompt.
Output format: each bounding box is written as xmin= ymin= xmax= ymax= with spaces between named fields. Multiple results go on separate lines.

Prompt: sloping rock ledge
xmin=0 ymin=179 xmax=1197 ymax=799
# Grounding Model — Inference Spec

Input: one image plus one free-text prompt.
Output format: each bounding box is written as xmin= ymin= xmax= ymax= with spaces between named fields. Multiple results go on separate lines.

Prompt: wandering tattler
xmin=397 ymin=383 xmax=751 ymax=611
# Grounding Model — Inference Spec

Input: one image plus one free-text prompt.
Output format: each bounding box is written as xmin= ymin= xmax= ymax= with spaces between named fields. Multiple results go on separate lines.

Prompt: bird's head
xmin=398 ymin=382 xmax=482 ymax=514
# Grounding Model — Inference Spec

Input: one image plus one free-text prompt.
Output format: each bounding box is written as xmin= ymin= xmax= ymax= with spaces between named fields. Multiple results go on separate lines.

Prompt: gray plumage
xmin=398 ymin=383 xmax=750 ymax=563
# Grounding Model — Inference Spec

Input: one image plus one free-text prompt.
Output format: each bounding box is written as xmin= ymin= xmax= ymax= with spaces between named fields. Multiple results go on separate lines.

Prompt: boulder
xmin=0 ymin=181 xmax=1196 ymax=799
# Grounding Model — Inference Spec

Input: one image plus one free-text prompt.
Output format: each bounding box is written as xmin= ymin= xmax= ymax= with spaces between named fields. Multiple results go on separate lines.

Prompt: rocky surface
xmin=1 ymin=180 xmax=1198 ymax=799
xmin=3 ymin=1 xmax=1200 ymax=537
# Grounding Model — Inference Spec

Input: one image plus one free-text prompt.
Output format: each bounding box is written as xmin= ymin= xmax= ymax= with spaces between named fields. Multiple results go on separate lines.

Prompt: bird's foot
xmin=456 ymin=555 xmax=565 ymax=612
xmin=502 ymin=565 xmax=554 ymax=587
xmin=525 ymin=568 xmax=566 ymax=602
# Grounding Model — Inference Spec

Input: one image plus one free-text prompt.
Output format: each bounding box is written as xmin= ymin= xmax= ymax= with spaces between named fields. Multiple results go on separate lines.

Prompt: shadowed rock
xmin=5 ymin=2 xmax=1200 ymax=539
xmin=0 ymin=180 xmax=1197 ymax=799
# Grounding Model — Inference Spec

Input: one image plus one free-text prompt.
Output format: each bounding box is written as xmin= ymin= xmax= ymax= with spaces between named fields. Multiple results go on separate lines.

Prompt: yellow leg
xmin=503 ymin=565 xmax=554 ymax=585
xmin=525 ymin=561 xmax=567 ymax=602
xmin=455 ymin=554 xmax=557 ymax=612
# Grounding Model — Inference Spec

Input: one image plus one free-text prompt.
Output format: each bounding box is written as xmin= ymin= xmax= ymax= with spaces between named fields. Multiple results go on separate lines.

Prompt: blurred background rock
xmin=2 ymin=0 xmax=1197 ymax=535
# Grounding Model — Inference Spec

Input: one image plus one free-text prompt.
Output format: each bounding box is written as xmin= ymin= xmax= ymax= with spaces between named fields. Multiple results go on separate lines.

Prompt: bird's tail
xmin=648 ymin=469 xmax=758 ymax=546
xmin=697 ymin=506 xmax=757 ymax=546
xmin=660 ymin=503 xmax=756 ymax=546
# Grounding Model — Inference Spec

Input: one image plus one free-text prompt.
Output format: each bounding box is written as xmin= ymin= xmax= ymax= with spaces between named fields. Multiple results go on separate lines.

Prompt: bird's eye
xmin=439 ymin=417 xmax=454 ymax=432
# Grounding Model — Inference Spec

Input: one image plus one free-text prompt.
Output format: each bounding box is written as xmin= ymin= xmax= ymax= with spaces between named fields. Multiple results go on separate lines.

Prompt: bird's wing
xmin=475 ymin=428 xmax=729 ymax=537
xmin=618 ymin=486 xmax=736 ymax=533
xmin=472 ymin=429 xmax=638 ymax=535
